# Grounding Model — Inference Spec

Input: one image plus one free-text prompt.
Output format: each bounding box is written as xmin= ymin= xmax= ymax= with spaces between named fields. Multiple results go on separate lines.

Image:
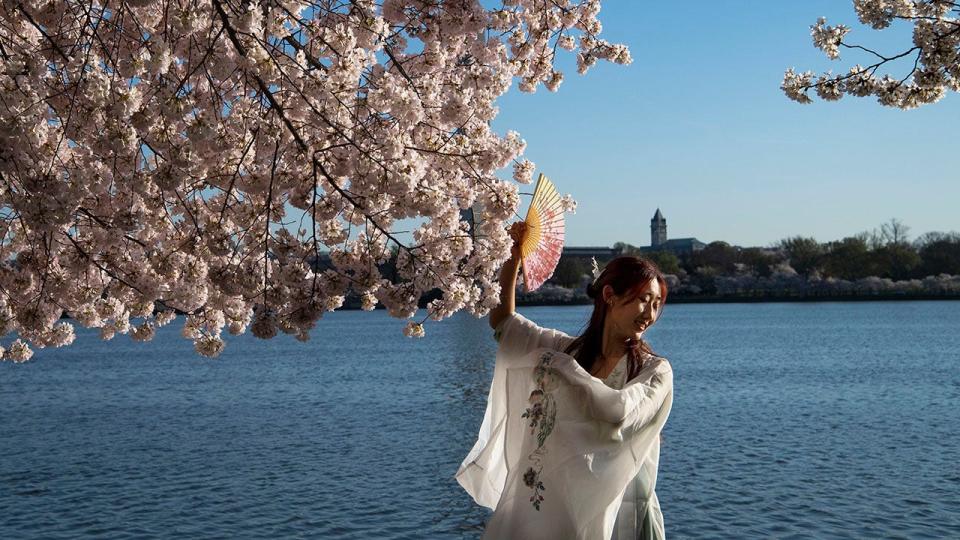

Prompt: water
xmin=1 ymin=301 xmax=958 ymax=539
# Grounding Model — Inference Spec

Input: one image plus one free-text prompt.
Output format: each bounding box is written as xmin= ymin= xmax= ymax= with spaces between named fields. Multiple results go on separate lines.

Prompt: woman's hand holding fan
xmin=509 ymin=173 xmax=567 ymax=293
xmin=507 ymin=222 xmax=528 ymax=261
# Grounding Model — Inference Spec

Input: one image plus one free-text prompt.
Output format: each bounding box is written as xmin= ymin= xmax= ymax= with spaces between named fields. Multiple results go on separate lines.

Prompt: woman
xmin=456 ymin=223 xmax=674 ymax=540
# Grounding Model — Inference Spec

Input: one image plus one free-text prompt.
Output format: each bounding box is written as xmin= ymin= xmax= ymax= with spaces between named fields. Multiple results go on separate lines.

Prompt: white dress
xmin=601 ymin=355 xmax=666 ymax=540
xmin=456 ymin=312 xmax=673 ymax=540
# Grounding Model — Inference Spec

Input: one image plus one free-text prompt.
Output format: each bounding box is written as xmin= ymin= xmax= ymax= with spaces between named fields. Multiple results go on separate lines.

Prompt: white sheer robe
xmin=455 ymin=312 xmax=673 ymax=540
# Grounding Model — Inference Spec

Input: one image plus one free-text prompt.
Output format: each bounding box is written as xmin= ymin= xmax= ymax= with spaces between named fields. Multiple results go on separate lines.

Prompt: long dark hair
xmin=563 ymin=256 xmax=669 ymax=382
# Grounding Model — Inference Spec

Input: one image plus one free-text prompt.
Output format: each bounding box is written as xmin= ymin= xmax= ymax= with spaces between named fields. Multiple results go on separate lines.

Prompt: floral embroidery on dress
xmin=520 ymin=350 xmax=559 ymax=510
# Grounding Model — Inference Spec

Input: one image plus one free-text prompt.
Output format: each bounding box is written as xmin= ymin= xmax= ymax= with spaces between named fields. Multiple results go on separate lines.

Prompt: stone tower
xmin=650 ymin=208 xmax=667 ymax=248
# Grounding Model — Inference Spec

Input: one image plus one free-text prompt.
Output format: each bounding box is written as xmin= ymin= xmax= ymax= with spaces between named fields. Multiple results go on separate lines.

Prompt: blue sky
xmin=493 ymin=1 xmax=959 ymax=248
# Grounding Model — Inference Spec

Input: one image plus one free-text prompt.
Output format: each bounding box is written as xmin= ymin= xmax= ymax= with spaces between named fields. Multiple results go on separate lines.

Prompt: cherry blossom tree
xmin=0 ymin=0 xmax=625 ymax=361
xmin=783 ymin=0 xmax=960 ymax=108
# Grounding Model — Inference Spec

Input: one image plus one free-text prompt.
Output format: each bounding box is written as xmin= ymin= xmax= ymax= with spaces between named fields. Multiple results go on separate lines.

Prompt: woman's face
xmin=603 ymin=279 xmax=663 ymax=341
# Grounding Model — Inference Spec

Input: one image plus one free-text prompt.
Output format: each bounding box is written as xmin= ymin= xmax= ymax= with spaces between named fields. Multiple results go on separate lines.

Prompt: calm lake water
xmin=2 ymin=301 xmax=959 ymax=539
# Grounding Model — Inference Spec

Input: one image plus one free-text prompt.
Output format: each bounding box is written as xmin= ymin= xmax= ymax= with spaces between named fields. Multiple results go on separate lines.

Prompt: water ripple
xmin=2 ymin=302 xmax=958 ymax=538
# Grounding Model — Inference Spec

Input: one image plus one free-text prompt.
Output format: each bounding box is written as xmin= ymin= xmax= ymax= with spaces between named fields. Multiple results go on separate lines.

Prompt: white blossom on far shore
xmin=711 ymin=272 xmax=960 ymax=297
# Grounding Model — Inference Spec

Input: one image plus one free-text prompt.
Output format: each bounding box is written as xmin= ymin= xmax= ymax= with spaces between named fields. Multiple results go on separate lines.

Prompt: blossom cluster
xmin=0 ymin=0 xmax=618 ymax=360
xmin=811 ymin=17 xmax=851 ymax=60
xmin=783 ymin=1 xmax=960 ymax=108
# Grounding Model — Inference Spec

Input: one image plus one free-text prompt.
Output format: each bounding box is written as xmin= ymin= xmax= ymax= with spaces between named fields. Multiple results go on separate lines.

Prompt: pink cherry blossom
xmin=784 ymin=2 xmax=959 ymax=108
xmin=0 ymin=0 xmax=612 ymax=358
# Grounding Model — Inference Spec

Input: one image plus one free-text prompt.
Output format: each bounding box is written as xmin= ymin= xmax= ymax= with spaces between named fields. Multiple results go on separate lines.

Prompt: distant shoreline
xmin=66 ymin=292 xmax=957 ymax=318
xmin=512 ymin=293 xmax=960 ymax=307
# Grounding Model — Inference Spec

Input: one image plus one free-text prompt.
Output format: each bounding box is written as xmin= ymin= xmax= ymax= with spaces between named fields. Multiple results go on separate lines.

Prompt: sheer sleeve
xmin=586 ymin=360 xmax=672 ymax=446
xmin=457 ymin=312 xmax=575 ymax=510
xmin=492 ymin=311 xmax=573 ymax=357
xmin=615 ymin=361 xmax=673 ymax=438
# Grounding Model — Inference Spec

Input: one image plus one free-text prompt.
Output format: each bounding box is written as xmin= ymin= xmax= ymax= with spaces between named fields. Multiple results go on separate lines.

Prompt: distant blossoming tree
xmin=783 ymin=0 xmax=960 ymax=108
xmin=0 ymin=0 xmax=625 ymax=360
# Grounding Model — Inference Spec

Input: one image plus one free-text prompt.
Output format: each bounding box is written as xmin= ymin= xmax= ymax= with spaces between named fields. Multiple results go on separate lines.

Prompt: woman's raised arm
xmin=488 ymin=222 xmax=526 ymax=330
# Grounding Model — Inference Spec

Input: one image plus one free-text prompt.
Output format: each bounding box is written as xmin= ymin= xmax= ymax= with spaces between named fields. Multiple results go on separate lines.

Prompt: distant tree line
xmin=316 ymin=219 xmax=959 ymax=307
xmin=542 ymin=219 xmax=960 ymax=301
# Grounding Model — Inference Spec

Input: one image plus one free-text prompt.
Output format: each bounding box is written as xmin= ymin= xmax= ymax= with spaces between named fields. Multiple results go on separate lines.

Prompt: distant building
xmin=647 ymin=237 xmax=706 ymax=254
xmin=650 ymin=208 xmax=667 ymax=247
xmin=641 ymin=209 xmax=705 ymax=255
xmin=561 ymin=246 xmax=623 ymax=259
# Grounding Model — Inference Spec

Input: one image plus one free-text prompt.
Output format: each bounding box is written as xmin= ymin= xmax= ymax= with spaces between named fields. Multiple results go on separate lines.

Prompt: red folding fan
xmin=519 ymin=173 xmax=566 ymax=292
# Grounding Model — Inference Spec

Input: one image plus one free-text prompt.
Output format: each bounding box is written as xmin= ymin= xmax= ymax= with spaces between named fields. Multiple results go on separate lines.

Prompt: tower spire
xmin=650 ymin=209 xmax=667 ymax=247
